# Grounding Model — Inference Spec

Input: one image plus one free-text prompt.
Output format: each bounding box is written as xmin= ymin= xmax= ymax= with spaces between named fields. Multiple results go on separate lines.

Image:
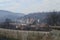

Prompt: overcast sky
xmin=0 ymin=0 xmax=60 ymax=14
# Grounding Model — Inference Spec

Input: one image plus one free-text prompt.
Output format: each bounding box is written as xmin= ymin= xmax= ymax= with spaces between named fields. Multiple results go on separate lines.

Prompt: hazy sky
xmin=0 ymin=0 xmax=60 ymax=14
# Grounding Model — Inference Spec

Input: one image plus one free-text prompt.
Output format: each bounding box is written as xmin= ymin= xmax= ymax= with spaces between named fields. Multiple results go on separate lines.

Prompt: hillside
xmin=20 ymin=11 xmax=60 ymax=25
xmin=0 ymin=10 xmax=25 ymax=22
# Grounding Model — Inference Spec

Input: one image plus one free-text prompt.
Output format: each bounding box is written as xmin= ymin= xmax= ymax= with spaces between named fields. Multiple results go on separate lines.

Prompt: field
xmin=0 ymin=28 xmax=60 ymax=40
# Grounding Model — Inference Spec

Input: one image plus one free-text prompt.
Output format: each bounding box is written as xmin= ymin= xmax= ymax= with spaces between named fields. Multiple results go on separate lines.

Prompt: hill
xmin=20 ymin=11 xmax=60 ymax=25
xmin=0 ymin=10 xmax=25 ymax=22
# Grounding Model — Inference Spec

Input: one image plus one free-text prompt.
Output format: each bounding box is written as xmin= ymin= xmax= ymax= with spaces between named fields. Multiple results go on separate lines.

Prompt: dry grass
xmin=0 ymin=28 xmax=60 ymax=40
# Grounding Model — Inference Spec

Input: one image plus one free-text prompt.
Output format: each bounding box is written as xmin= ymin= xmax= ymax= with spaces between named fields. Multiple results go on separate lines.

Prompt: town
xmin=0 ymin=11 xmax=60 ymax=31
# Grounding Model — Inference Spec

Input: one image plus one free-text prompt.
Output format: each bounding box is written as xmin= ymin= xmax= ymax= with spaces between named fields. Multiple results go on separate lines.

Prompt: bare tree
xmin=1 ymin=18 xmax=12 ymax=29
xmin=48 ymin=11 xmax=58 ymax=26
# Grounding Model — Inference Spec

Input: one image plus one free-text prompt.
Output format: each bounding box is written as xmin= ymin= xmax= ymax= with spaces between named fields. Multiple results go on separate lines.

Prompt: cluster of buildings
xmin=9 ymin=18 xmax=51 ymax=31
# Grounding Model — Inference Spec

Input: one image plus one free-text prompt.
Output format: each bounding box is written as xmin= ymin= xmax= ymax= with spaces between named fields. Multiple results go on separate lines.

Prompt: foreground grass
xmin=0 ymin=35 xmax=19 ymax=40
xmin=50 ymin=30 xmax=60 ymax=40
xmin=0 ymin=28 xmax=60 ymax=40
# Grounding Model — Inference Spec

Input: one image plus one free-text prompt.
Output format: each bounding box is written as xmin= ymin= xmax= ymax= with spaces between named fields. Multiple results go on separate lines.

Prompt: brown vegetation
xmin=0 ymin=28 xmax=60 ymax=40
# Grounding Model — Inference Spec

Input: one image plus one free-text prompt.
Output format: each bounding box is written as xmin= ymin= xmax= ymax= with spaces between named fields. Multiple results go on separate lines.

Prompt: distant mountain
xmin=20 ymin=12 xmax=49 ymax=21
xmin=20 ymin=12 xmax=60 ymax=24
xmin=0 ymin=10 xmax=25 ymax=22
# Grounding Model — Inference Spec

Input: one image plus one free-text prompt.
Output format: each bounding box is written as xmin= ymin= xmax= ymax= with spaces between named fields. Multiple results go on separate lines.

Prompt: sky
xmin=0 ymin=0 xmax=60 ymax=14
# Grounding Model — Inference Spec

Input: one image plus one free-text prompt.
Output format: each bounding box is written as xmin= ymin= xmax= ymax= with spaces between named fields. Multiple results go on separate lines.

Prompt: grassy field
xmin=0 ymin=28 xmax=60 ymax=40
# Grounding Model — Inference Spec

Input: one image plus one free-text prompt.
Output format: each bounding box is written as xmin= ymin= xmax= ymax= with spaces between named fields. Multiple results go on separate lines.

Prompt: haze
xmin=0 ymin=0 xmax=60 ymax=14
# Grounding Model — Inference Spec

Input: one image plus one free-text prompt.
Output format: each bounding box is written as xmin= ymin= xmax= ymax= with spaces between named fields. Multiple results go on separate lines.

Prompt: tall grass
xmin=0 ymin=28 xmax=60 ymax=40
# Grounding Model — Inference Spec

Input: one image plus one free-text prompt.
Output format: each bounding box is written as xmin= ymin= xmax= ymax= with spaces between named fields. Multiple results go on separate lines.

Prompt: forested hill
xmin=20 ymin=11 xmax=60 ymax=26
xmin=0 ymin=10 xmax=25 ymax=22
